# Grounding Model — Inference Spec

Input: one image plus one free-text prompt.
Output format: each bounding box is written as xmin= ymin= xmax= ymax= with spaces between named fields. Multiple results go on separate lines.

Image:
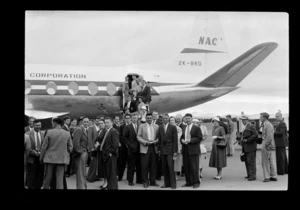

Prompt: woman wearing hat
xmin=209 ymin=117 xmax=227 ymax=180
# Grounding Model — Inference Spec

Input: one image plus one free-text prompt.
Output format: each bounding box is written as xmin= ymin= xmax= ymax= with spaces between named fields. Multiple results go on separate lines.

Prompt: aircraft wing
xmin=25 ymin=110 xmax=70 ymax=119
xmin=196 ymin=42 xmax=278 ymax=87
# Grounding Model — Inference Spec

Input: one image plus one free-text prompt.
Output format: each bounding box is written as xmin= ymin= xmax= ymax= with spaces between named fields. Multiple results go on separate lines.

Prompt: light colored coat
xmin=26 ymin=130 xmax=45 ymax=164
xmin=137 ymin=122 xmax=159 ymax=154
xmin=40 ymin=128 xmax=73 ymax=165
xmin=261 ymin=120 xmax=275 ymax=150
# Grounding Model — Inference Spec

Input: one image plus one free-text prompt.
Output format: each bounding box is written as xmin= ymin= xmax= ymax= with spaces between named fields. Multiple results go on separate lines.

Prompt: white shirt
xmin=146 ymin=123 xmax=155 ymax=141
xmin=164 ymin=123 xmax=169 ymax=132
xmin=127 ymin=100 xmax=131 ymax=108
xmin=34 ymin=131 xmax=41 ymax=148
xmin=95 ymin=125 xmax=100 ymax=132
xmin=132 ymin=123 xmax=137 ymax=133
xmin=185 ymin=123 xmax=193 ymax=140
xmin=64 ymin=124 xmax=69 ymax=131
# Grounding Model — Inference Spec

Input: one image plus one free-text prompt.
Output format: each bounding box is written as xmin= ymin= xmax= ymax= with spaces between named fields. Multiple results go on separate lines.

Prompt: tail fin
xmin=195 ymin=42 xmax=278 ymax=87
xmin=128 ymin=13 xmax=229 ymax=80
xmin=181 ymin=13 xmax=228 ymax=53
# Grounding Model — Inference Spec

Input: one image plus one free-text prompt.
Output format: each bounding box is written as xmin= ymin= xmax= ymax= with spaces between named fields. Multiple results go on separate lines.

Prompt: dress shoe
xmin=150 ymin=182 xmax=160 ymax=187
xmin=248 ymin=177 xmax=256 ymax=181
xmin=160 ymin=185 xmax=170 ymax=188
xmin=270 ymin=177 xmax=277 ymax=181
xmin=65 ymin=174 xmax=70 ymax=177
xmin=263 ymin=179 xmax=270 ymax=182
xmin=193 ymin=184 xmax=200 ymax=189
xmin=171 ymin=186 xmax=176 ymax=189
xmin=128 ymin=182 xmax=134 ymax=186
xmin=143 ymin=183 xmax=149 ymax=188
xmin=100 ymin=186 xmax=108 ymax=190
xmin=181 ymin=183 xmax=191 ymax=187
xmin=245 ymin=176 xmax=249 ymax=179
xmin=214 ymin=176 xmax=222 ymax=180
xmin=136 ymin=181 xmax=143 ymax=184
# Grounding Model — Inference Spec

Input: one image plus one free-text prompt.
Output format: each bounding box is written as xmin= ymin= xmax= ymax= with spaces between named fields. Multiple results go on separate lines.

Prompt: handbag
xmin=216 ymin=139 xmax=227 ymax=148
xmin=240 ymin=152 xmax=246 ymax=162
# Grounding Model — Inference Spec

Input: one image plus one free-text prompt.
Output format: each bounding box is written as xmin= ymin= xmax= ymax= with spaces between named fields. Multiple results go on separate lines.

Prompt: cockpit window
xmin=25 ymin=81 xmax=31 ymax=95
xmin=88 ymin=82 xmax=98 ymax=96
xmin=68 ymin=82 xmax=79 ymax=95
xmin=46 ymin=81 xmax=57 ymax=95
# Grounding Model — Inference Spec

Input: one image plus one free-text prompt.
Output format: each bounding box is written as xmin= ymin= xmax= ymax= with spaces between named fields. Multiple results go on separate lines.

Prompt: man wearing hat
xmin=239 ymin=115 xmax=258 ymax=181
xmin=260 ymin=112 xmax=277 ymax=182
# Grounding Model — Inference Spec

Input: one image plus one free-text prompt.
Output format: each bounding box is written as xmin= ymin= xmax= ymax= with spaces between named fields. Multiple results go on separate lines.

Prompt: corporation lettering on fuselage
xmin=29 ymin=73 xmax=86 ymax=79
xmin=198 ymin=36 xmax=217 ymax=46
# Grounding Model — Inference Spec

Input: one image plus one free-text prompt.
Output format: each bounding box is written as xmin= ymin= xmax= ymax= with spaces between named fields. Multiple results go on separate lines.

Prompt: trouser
xmin=65 ymin=153 xmax=72 ymax=175
xmin=42 ymin=163 xmax=65 ymax=189
xmin=127 ymin=150 xmax=142 ymax=183
xmin=161 ymin=154 xmax=176 ymax=188
xmin=261 ymin=147 xmax=277 ymax=179
xmin=275 ymin=147 xmax=288 ymax=175
xmin=244 ymin=151 xmax=256 ymax=179
xmin=182 ymin=147 xmax=200 ymax=185
xmin=226 ymin=134 xmax=234 ymax=155
xmin=141 ymin=145 xmax=157 ymax=184
xmin=103 ymin=155 xmax=118 ymax=190
xmin=75 ymin=151 xmax=88 ymax=189
xmin=26 ymin=159 xmax=44 ymax=189
xmin=50 ymin=166 xmax=68 ymax=189
xmin=156 ymin=152 xmax=162 ymax=179
xmin=117 ymin=145 xmax=128 ymax=180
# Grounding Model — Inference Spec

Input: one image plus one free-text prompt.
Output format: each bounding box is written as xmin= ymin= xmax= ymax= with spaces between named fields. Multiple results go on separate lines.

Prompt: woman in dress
xmin=209 ymin=117 xmax=227 ymax=180
xmin=170 ymin=116 xmax=183 ymax=180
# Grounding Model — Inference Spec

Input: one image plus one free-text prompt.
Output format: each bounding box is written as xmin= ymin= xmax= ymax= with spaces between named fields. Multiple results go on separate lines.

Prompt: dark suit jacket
xmin=62 ymin=124 xmax=70 ymax=132
xmin=26 ymin=130 xmax=45 ymax=164
xmin=100 ymin=127 xmax=119 ymax=162
xmin=158 ymin=124 xmax=178 ymax=155
xmin=124 ymin=123 xmax=139 ymax=153
xmin=73 ymin=127 xmax=90 ymax=154
xmin=119 ymin=123 xmax=127 ymax=147
xmin=274 ymin=121 xmax=288 ymax=148
xmin=178 ymin=123 xmax=185 ymax=130
xmin=180 ymin=124 xmax=202 ymax=155
xmin=124 ymin=100 xmax=137 ymax=113
xmin=242 ymin=123 xmax=258 ymax=153
xmin=137 ymin=85 xmax=151 ymax=103
xmin=88 ymin=125 xmax=98 ymax=150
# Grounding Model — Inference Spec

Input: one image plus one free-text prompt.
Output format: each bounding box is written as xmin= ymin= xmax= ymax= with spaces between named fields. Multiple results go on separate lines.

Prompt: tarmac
xmin=65 ymin=148 xmax=288 ymax=191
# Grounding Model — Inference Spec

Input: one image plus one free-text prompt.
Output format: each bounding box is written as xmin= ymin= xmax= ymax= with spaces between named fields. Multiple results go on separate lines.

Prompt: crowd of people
xmin=24 ymin=110 xmax=288 ymax=190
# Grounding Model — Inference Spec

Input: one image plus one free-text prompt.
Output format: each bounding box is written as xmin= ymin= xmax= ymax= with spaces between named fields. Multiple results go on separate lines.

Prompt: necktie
xmin=100 ymin=129 xmax=109 ymax=151
xmin=186 ymin=125 xmax=191 ymax=140
xmin=36 ymin=132 xmax=41 ymax=151
xmin=133 ymin=124 xmax=137 ymax=133
xmin=149 ymin=124 xmax=154 ymax=140
xmin=164 ymin=124 xmax=167 ymax=133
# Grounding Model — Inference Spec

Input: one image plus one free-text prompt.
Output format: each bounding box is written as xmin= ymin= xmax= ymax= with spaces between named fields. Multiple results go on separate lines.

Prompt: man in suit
xmin=26 ymin=119 xmax=44 ymax=189
xmin=226 ymin=115 xmax=235 ymax=157
xmin=137 ymin=113 xmax=160 ymax=188
xmin=152 ymin=110 xmax=163 ymax=181
xmin=124 ymin=95 xmax=138 ymax=114
xmin=99 ymin=117 xmax=119 ymax=190
xmin=62 ymin=116 xmax=71 ymax=132
xmin=260 ymin=112 xmax=277 ymax=182
xmin=24 ymin=116 xmax=35 ymax=133
xmin=24 ymin=133 xmax=31 ymax=188
xmin=239 ymin=115 xmax=258 ymax=181
xmin=158 ymin=114 xmax=178 ymax=189
xmin=117 ymin=114 xmax=130 ymax=181
xmin=274 ymin=112 xmax=288 ymax=175
xmin=181 ymin=113 xmax=202 ymax=189
xmin=73 ymin=116 xmax=91 ymax=189
xmin=40 ymin=117 xmax=73 ymax=189
xmin=137 ymin=80 xmax=151 ymax=104
xmin=124 ymin=113 xmax=142 ymax=186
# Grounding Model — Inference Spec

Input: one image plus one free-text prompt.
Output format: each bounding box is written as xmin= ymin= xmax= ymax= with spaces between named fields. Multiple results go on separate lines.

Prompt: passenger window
xmin=46 ymin=81 xmax=57 ymax=95
xmin=68 ymin=82 xmax=79 ymax=95
xmin=88 ymin=82 xmax=98 ymax=96
xmin=25 ymin=81 xmax=31 ymax=95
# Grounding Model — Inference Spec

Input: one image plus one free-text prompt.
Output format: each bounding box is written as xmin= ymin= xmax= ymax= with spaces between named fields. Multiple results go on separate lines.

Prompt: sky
xmin=25 ymin=11 xmax=289 ymax=116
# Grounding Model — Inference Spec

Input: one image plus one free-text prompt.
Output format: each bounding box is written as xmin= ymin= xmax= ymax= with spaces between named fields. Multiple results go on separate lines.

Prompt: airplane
xmin=25 ymin=13 xmax=278 ymax=121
